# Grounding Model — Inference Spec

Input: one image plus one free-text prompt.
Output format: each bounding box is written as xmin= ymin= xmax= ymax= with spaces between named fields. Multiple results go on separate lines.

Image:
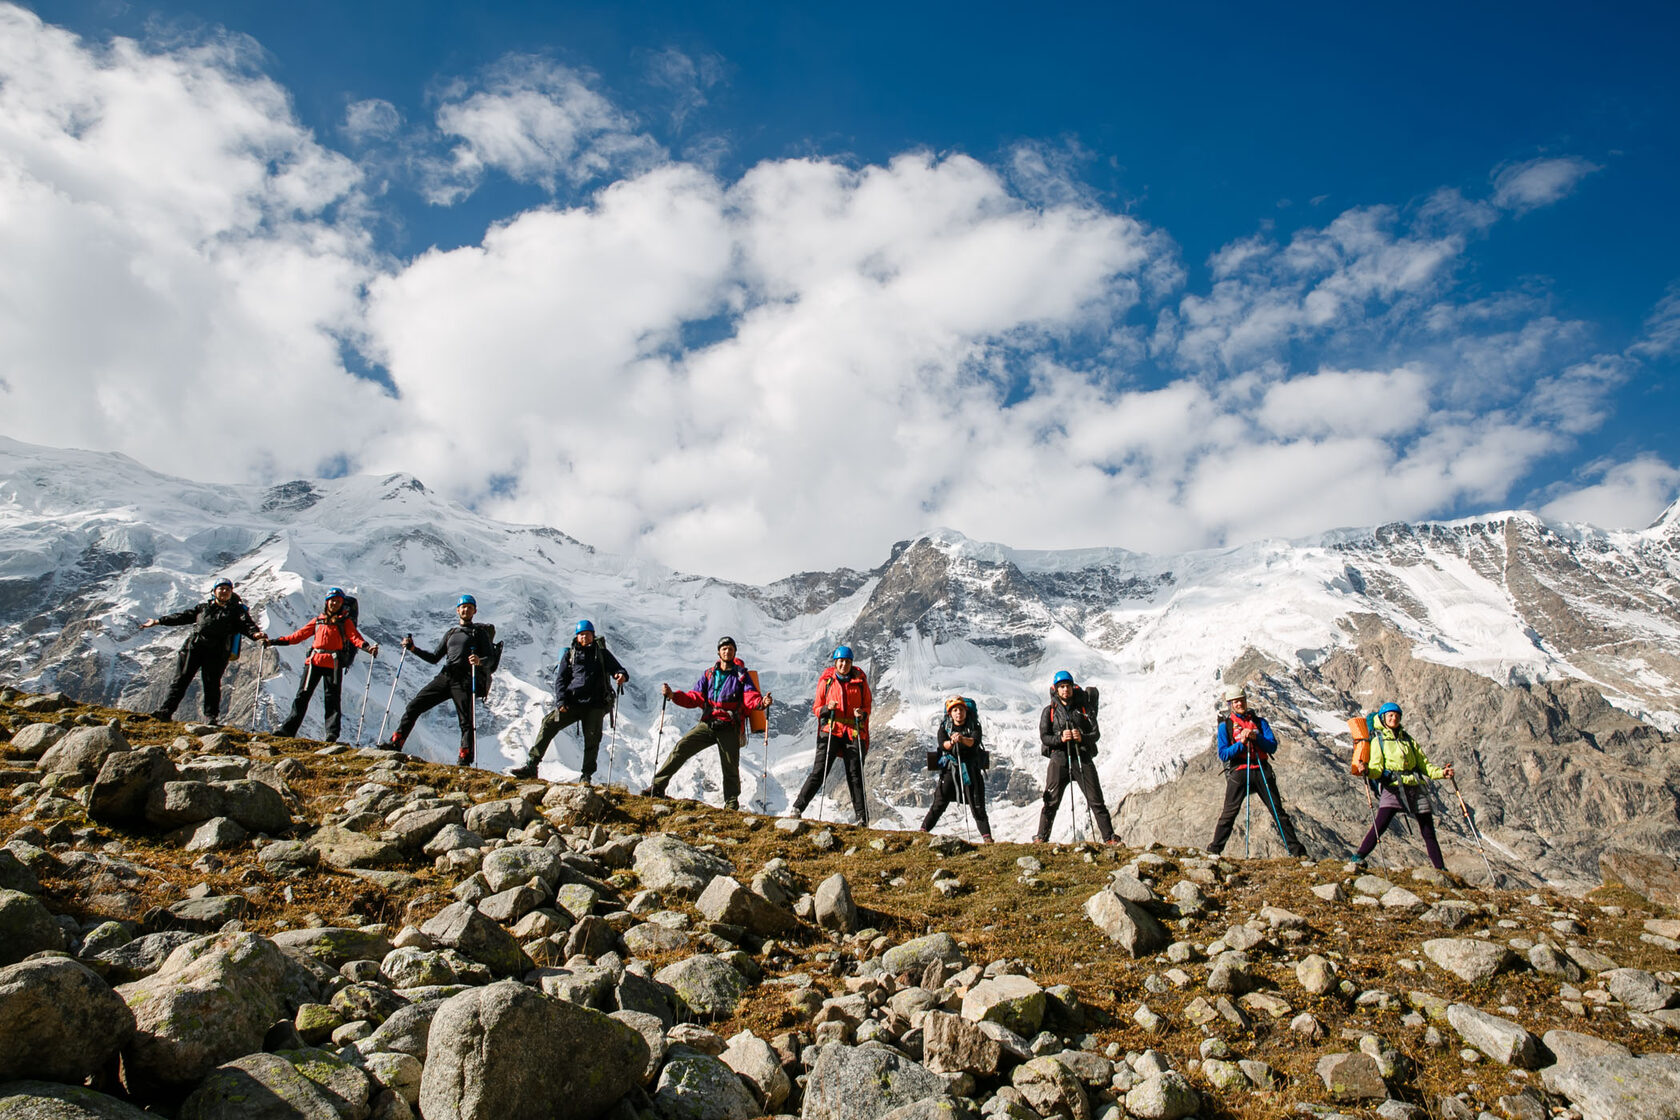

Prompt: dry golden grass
xmin=3 ymin=695 xmax=1675 ymax=1119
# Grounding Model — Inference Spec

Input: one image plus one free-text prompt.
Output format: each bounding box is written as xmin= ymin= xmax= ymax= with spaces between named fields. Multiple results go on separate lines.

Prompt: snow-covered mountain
xmin=2 ymin=437 xmax=1676 ymax=885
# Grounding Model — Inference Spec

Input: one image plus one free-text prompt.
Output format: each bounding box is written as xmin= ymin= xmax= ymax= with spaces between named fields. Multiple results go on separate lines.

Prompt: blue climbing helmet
xmin=1052 ymin=670 xmax=1074 ymax=686
xmin=210 ymin=577 xmax=233 ymax=591
xmin=832 ymin=645 xmax=853 ymax=661
xmin=324 ymin=586 xmax=344 ymax=603
xmin=576 ymin=619 xmax=594 ymax=634
xmin=1376 ymin=702 xmax=1402 ymax=719
xmin=458 ymin=594 xmax=477 ymax=607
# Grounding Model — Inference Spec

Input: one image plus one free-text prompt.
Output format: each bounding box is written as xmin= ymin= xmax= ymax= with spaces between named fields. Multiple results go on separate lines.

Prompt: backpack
xmin=335 ymin=596 xmax=363 ymax=668
xmin=929 ymin=698 xmax=991 ymax=771
xmin=474 ymin=623 xmax=503 ymax=698
xmin=1348 ymin=713 xmax=1376 ymax=776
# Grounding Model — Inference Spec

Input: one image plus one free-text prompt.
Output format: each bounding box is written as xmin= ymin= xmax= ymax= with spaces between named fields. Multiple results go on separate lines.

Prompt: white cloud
xmin=1492 ymin=155 xmax=1600 ymax=214
xmin=343 ymin=97 xmax=401 ymax=145
xmin=1629 ymin=281 xmax=1680 ymax=360
xmin=642 ymin=47 xmax=725 ymax=131
xmin=0 ymin=6 xmax=1663 ymax=582
xmin=1541 ymin=455 xmax=1680 ymax=528
xmin=0 ymin=3 xmax=385 ymax=487
xmin=425 ymin=56 xmax=665 ymax=203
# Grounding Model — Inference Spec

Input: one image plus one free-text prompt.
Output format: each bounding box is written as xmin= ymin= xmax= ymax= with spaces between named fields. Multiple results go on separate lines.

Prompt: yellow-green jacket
xmin=1368 ymin=725 xmax=1445 ymax=786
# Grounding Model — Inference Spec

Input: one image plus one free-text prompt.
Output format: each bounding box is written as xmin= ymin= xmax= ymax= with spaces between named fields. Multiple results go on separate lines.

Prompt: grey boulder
xmin=0 ymin=1082 xmax=152 ymax=1120
xmin=418 ymin=981 xmax=647 ymax=1120
xmin=652 ymin=1045 xmax=760 ymax=1120
xmin=801 ymin=1043 xmax=948 ymax=1120
xmin=0 ymin=958 xmax=135 ymax=1083
xmin=634 ymin=835 xmax=733 ymax=898
xmin=0 ymin=889 xmax=66 ymax=965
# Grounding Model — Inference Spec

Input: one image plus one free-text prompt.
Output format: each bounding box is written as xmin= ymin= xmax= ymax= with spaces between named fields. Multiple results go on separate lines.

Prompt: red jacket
xmin=274 ymin=613 xmax=371 ymax=670
xmin=812 ymin=666 xmax=872 ymax=744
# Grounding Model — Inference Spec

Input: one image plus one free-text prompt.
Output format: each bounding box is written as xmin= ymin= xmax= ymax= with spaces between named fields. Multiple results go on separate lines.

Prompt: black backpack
xmin=474 ymin=624 xmax=503 ymax=698
xmin=928 ymin=699 xmax=991 ymax=771
xmin=335 ymin=596 xmax=363 ymax=667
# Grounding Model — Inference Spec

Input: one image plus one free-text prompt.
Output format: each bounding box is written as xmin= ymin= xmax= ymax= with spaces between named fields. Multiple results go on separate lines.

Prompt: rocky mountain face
xmin=3 ymin=689 xmax=1680 ymax=1120
xmin=1 ymin=437 xmax=1677 ymax=889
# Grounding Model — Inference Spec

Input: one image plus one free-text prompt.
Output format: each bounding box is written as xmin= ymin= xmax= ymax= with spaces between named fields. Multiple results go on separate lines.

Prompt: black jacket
xmin=556 ymin=639 xmax=628 ymax=709
xmin=1039 ymin=687 xmax=1100 ymax=757
xmin=157 ymin=595 xmax=263 ymax=651
xmin=414 ymin=623 xmax=496 ymax=678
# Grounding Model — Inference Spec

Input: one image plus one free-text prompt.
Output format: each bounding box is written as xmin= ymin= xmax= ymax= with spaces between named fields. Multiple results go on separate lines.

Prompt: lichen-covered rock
xmin=652 ymin=1045 xmax=760 ymax=1120
xmin=609 ymin=1010 xmax=667 ymax=1083
xmin=8 ymin=722 xmax=66 ymax=758
xmin=1315 ymin=1052 xmax=1386 ymax=1102
xmin=418 ymin=903 xmax=530 ymax=978
xmin=634 ymin=835 xmax=733 ymax=899
xmin=0 ymin=1081 xmax=153 ymax=1120
xmin=1012 ymin=1056 xmax=1090 ymax=1120
xmin=177 ymin=1052 xmax=342 ymax=1120
xmin=0 ymin=850 xmax=37 ymax=895
xmin=814 ymin=873 xmax=860 ymax=933
xmin=801 ymin=1043 xmax=948 ymax=1120
xmin=115 ymin=931 xmax=287 ymax=1090
xmin=882 ymin=933 xmax=968 ymax=978
xmin=0 ymin=958 xmax=135 ymax=1083
xmin=1083 ymin=890 xmax=1169 ymax=958
xmin=1124 ymin=1070 xmax=1200 ymax=1120
xmin=1422 ymin=939 xmax=1520 ymax=984
xmin=1446 ymin=1003 xmax=1540 ymax=1067
xmin=417 ymin=981 xmax=647 ymax=1120
xmin=721 ymin=1030 xmax=791 ymax=1111
xmin=87 ymin=931 xmax=198 ymax=983
xmin=654 ymin=954 xmax=749 ymax=1020
xmin=1541 ymin=1049 xmax=1680 ymax=1120
xmin=275 ymin=1046 xmax=376 ymax=1120
xmin=961 ymin=976 xmax=1046 ymax=1038
xmin=921 ymin=1010 xmax=1003 ymax=1076
xmin=0 ymin=888 xmax=66 ymax=965
xmin=87 ymin=747 xmax=177 ymax=826
xmin=273 ymin=927 xmax=396 ymax=972
xmin=695 ymin=875 xmax=798 ymax=936
xmin=38 ymin=724 xmax=130 ymax=779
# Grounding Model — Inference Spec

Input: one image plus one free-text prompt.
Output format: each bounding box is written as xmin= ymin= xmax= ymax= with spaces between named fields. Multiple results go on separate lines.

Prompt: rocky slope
xmin=3 ymin=688 xmax=1680 ymax=1120
xmin=2 ymin=437 xmax=1678 ymax=886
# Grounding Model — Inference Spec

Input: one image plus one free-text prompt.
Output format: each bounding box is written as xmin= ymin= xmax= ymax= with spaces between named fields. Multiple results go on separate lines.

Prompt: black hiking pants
xmin=1036 ymin=748 xmax=1114 ymax=842
xmin=396 ymin=671 xmax=476 ymax=764
xmin=159 ymin=641 xmax=231 ymax=722
xmin=528 ymin=704 xmax=609 ymax=776
xmin=792 ymin=732 xmax=867 ymax=821
xmin=1207 ymin=763 xmax=1306 ymax=857
xmin=920 ymin=762 xmax=991 ymax=837
xmin=279 ymin=663 xmax=344 ymax=742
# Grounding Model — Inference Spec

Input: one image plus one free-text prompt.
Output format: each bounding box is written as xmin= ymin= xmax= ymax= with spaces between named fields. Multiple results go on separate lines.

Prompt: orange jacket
xmin=274 ymin=613 xmax=371 ymax=670
xmin=812 ymin=666 xmax=872 ymax=744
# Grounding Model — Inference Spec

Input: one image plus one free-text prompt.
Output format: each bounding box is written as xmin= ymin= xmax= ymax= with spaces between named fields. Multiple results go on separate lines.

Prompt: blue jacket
xmin=1217 ymin=716 xmax=1277 ymax=769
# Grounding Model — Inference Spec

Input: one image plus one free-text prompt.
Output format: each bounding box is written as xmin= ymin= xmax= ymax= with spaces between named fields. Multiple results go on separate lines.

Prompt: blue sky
xmin=5 ymin=1 xmax=1678 ymax=580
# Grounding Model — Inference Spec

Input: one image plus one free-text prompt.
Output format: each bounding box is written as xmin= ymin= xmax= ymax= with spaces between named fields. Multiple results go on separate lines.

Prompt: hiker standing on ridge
xmin=919 ymin=695 xmax=993 ymax=842
xmin=389 ymin=594 xmax=498 ymax=766
xmin=644 ymin=636 xmax=772 ymax=810
xmin=1205 ymin=685 xmax=1309 ymax=858
xmin=267 ymin=587 xmax=377 ymax=742
xmin=1349 ymin=701 xmax=1453 ymax=870
xmin=788 ymin=645 xmax=873 ymax=826
xmin=511 ymin=619 xmax=629 ymax=781
xmin=1035 ymin=670 xmax=1119 ymax=844
xmin=142 ymin=577 xmax=268 ymax=725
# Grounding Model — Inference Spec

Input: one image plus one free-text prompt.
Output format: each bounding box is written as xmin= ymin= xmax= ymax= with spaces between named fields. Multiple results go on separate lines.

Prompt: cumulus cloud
xmin=1492 ymin=155 xmax=1600 ymax=213
xmin=0 ymin=5 xmax=1665 ymax=582
xmin=0 ymin=3 xmax=386 ymax=487
xmin=1541 ymin=455 xmax=1680 ymax=528
xmin=424 ymin=55 xmax=665 ymax=203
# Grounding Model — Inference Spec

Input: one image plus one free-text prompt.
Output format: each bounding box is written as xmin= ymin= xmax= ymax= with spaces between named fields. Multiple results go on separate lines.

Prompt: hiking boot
xmin=980 ymin=834 xmax=994 ymax=844
xmin=640 ymin=786 xmax=666 ymax=799
xmin=578 ymin=772 xmax=594 ymax=786
xmin=723 ymin=799 xmax=739 ymax=811
xmin=509 ymin=762 xmax=538 ymax=779
xmin=457 ymin=749 xmax=473 ymax=767
xmin=783 ymin=805 xmax=803 ymax=819
xmin=1103 ymin=837 xmax=1122 ymax=846
xmin=386 ymin=731 xmax=405 ymax=752
xmin=150 ymin=708 xmax=172 ymax=720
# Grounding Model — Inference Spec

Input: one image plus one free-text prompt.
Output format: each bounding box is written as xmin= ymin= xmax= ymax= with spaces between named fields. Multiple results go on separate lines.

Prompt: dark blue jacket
xmin=555 ymin=639 xmax=628 ymax=709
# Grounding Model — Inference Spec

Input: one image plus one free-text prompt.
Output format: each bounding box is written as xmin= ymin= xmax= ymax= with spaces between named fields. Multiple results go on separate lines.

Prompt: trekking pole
xmin=354 ymin=661 xmax=375 ymax=746
xmin=249 ymin=642 xmax=266 ymax=732
xmin=815 ymin=726 xmax=837 ymax=825
xmin=753 ymin=719 xmax=771 ymax=814
xmin=648 ymin=694 xmax=669 ymax=789
xmin=1254 ymin=762 xmax=1292 ymax=849
xmin=952 ymin=740 xmax=974 ymax=845
xmin=1065 ymin=746 xmax=1084 ymax=844
xmin=1446 ymin=774 xmax=1499 ymax=885
xmin=1244 ymin=754 xmax=1253 ymax=859
xmin=375 ymin=639 xmax=409 ymax=747
xmin=466 ymin=662 xmax=477 ymax=768
xmin=606 ymin=681 xmax=623 ymax=789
